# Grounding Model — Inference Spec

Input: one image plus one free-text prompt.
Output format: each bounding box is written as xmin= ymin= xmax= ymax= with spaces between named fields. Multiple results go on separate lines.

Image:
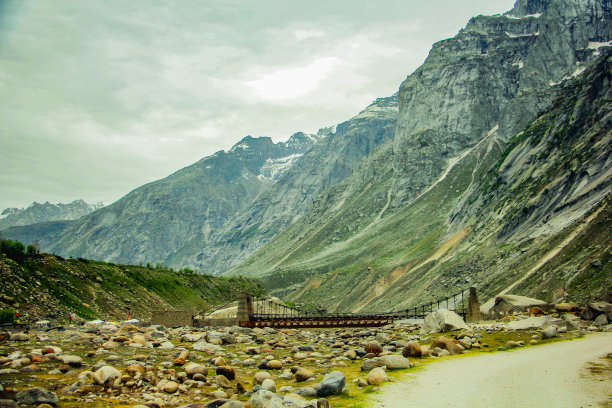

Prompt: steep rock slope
xmin=448 ymin=52 xmax=612 ymax=303
xmin=168 ymin=95 xmax=398 ymax=273
xmin=392 ymin=0 xmax=611 ymax=202
xmin=38 ymin=133 xmax=320 ymax=265
xmin=0 ymin=199 xmax=103 ymax=231
xmin=228 ymin=0 xmax=611 ymax=311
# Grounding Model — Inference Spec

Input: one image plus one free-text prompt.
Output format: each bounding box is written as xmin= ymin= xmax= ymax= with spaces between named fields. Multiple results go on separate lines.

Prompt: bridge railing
xmin=247 ymin=287 xmax=472 ymax=322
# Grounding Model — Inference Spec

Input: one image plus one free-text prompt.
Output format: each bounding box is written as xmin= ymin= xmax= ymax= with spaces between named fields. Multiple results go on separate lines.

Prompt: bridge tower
xmin=237 ymin=293 xmax=253 ymax=325
xmin=466 ymin=287 xmax=483 ymax=322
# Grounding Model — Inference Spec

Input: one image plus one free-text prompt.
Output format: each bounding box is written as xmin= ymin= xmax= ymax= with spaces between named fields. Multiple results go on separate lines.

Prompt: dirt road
xmin=372 ymin=333 xmax=611 ymax=408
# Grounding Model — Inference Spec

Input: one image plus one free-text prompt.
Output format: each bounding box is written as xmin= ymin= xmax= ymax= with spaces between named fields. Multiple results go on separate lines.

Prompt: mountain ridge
xmin=0 ymin=199 xmax=104 ymax=231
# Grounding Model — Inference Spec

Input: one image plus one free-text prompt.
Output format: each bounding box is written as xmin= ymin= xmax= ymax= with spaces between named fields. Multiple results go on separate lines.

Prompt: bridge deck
xmin=240 ymin=315 xmax=394 ymax=328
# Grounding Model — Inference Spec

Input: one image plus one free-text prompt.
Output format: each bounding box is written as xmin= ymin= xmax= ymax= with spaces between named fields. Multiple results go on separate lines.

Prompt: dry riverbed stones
xmin=0 ymin=316 xmax=584 ymax=407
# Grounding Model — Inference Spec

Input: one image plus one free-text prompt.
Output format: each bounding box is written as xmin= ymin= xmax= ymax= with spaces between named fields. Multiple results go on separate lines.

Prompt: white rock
xmin=421 ymin=309 xmax=468 ymax=334
xmin=93 ymin=366 xmax=121 ymax=385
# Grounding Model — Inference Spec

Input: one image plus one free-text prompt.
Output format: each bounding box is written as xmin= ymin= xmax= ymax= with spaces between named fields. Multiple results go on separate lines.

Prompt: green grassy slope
xmin=0 ymin=251 xmax=264 ymax=323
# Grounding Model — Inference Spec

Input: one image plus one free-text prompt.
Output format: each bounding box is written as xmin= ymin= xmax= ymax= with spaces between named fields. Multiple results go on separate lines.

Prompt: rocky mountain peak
xmin=508 ymin=0 xmax=548 ymax=17
xmin=0 ymin=199 xmax=104 ymax=231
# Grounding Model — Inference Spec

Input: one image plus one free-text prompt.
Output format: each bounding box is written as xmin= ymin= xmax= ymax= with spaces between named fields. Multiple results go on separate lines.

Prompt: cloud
xmin=294 ymin=30 xmax=326 ymax=41
xmin=247 ymin=57 xmax=339 ymax=101
xmin=0 ymin=0 xmax=516 ymax=209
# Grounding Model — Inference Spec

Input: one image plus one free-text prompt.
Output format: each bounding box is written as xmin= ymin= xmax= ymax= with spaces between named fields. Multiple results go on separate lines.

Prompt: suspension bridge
xmin=233 ymin=287 xmax=482 ymax=328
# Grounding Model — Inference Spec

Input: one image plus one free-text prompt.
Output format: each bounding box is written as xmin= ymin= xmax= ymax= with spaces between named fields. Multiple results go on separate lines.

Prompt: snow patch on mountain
xmin=505 ymin=13 xmax=542 ymax=19
xmin=258 ymin=154 xmax=303 ymax=181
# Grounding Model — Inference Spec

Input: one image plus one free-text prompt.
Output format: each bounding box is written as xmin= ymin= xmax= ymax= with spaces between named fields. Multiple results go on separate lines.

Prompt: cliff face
xmin=450 ymin=52 xmax=612 ymax=242
xmin=227 ymin=0 xmax=612 ymax=311
xmin=392 ymin=0 xmax=612 ymax=203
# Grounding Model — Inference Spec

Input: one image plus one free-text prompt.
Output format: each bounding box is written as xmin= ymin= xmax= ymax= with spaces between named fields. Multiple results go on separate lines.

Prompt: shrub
xmin=0 ymin=239 xmax=25 ymax=262
xmin=0 ymin=308 xmax=16 ymax=324
xmin=26 ymin=241 xmax=40 ymax=255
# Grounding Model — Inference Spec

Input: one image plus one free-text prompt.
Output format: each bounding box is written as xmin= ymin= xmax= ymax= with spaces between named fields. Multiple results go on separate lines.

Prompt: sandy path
xmin=372 ymin=333 xmax=612 ymax=408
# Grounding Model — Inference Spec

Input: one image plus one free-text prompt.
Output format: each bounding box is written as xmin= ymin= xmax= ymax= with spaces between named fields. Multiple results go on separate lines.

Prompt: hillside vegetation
xmin=0 ymin=242 xmax=264 ymax=323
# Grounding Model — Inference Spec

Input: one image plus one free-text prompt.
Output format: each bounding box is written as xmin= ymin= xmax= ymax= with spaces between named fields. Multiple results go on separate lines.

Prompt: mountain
xmin=0 ymin=248 xmax=264 ymax=323
xmin=0 ymin=199 xmax=103 ymax=231
xmin=4 ymin=0 xmax=610 ymax=309
xmin=167 ymin=94 xmax=398 ymax=273
xmin=226 ymin=0 xmax=612 ymax=311
xmin=32 ymin=132 xmax=322 ymax=266
xmin=3 ymin=95 xmax=397 ymax=272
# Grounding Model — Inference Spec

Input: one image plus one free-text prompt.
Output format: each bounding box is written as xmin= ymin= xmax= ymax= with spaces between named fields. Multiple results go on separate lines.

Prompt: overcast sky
xmin=0 ymin=0 xmax=515 ymax=210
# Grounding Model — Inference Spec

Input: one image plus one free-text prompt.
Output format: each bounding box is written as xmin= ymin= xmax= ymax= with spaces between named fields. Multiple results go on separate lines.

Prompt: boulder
xmin=541 ymin=326 xmax=557 ymax=339
xmin=216 ymin=366 xmax=235 ymax=381
xmin=181 ymin=333 xmax=205 ymax=342
xmin=174 ymin=350 xmax=190 ymax=365
xmin=458 ymin=338 xmax=472 ymax=349
xmin=158 ymin=341 xmax=175 ymax=350
xmin=253 ymin=371 xmax=272 ymax=385
xmin=506 ymin=316 xmax=563 ymax=330
xmin=529 ymin=307 xmax=546 ymax=316
xmin=219 ymin=402 xmax=245 ymax=408
xmin=10 ymin=333 xmax=29 ymax=342
xmin=59 ymin=355 xmax=83 ymax=367
xmin=594 ymin=314 xmax=608 ymax=326
xmin=93 ymin=366 xmax=121 ymax=385
xmin=505 ymin=341 xmax=523 ymax=348
xmin=102 ymin=340 xmax=119 ymax=350
xmin=430 ymin=336 xmax=461 ymax=355
xmin=554 ymin=302 xmax=581 ymax=313
xmin=402 ymin=341 xmax=422 ymax=358
xmin=317 ymin=371 xmax=345 ymax=397
xmin=42 ymin=346 xmax=61 ymax=355
xmin=184 ymin=363 xmax=207 ymax=377
xmin=364 ymin=341 xmax=383 ymax=356
xmin=294 ymin=387 xmax=318 ymax=398
xmin=261 ymin=378 xmax=276 ymax=393
xmin=164 ymin=381 xmax=179 ymax=393
xmin=582 ymin=302 xmax=612 ymax=321
xmin=15 ymin=387 xmax=58 ymax=406
xmin=126 ymin=364 xmax=145 ymax=376
xmin=267 ymin=359 xmax=283 ymax=369
xmin=378 ymin=355 xmax=411 ymax=370
xmin=216 ymin=375 xmax=232 ymax=388
xmin=360 ymin=358 xmax=386 ymax=372
xmin=192 ymin=341 xmax=222 ymax=353
xmin=421 ymin=310 xmax=468 ymax=334
xmin=366 ymin=367 xmax=388 ymax=385
xmin=212 ymin=390 xmax=229 ymax=399
xmin=295 ymin=368 xmax=315 ymax=382
xmin=247 ymin=390 xmax=286 ymax=408
xmin=561 ymin=314 xmax=581 ymax=331
xmin=99 ymin=324 xmax=119 ymax=333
